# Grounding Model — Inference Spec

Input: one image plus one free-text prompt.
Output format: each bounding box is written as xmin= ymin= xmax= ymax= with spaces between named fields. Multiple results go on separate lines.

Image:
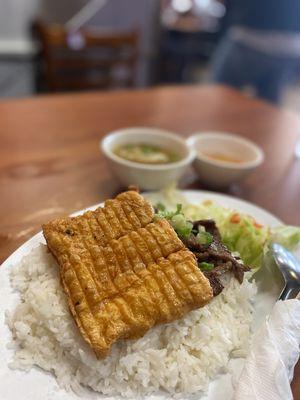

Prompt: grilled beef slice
xmin=182 ymin=219 xmax=250 ymax=296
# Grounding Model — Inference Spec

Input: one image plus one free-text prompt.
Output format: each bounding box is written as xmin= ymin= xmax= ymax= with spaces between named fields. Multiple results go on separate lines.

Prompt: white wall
xmin=0 ymin=0 xmax=40 ymax=40
xmin=0 ymin=0 xmax=86 ymax=52
xmin=0 ymin=0 xmax=160 ymax=84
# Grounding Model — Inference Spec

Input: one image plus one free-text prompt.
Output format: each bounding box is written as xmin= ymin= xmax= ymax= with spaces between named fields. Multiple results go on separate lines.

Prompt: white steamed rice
xmin=6 ymin=244 xmax=257 ymax=397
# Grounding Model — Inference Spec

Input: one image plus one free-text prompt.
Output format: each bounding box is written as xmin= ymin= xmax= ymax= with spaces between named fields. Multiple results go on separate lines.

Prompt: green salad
xmin=149 ymin=187 xmax=300 ymax=271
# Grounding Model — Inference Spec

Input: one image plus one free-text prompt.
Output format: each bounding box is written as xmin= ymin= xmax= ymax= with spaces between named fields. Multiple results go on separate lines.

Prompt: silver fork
xmin=272 ymin=243 xmax=300 ymax=300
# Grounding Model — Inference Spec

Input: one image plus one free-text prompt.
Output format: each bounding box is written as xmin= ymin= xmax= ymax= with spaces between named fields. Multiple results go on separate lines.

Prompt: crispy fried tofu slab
xmin=43 ymin=191 xmax=213 ymax=358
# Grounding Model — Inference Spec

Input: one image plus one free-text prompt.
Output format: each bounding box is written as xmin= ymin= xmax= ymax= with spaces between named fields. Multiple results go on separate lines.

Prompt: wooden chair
xmin=34 ymin=21 xmax=138 ymax=92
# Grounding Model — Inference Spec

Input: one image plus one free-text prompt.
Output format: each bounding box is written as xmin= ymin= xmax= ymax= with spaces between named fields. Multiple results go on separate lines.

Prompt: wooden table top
xmin=0 ymin=84 xmax=299 ymax=396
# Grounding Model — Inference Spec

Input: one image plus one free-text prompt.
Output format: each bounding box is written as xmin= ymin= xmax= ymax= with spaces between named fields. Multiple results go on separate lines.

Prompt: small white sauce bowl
xmin=101 ymin=127 xmax=196 ymax=190
xmin=187 ymin=132 xmax=264 ymax=188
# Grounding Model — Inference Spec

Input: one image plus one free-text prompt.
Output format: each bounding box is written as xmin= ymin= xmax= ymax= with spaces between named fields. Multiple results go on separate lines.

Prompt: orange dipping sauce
xmin=200 ymin=151 xmax=244 ymax=164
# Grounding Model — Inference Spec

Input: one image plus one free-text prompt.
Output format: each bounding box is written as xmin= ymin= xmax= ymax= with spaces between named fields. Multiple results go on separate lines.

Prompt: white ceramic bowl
xmin=101 ymin=127 xmax=196 ymax=190
xmin=187 ymin=132 xmax=264 ymax=188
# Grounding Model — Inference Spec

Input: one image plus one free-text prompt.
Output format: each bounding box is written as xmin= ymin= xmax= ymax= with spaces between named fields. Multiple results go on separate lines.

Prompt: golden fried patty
xmin=43 ymin=191 xmax=213 ymax=358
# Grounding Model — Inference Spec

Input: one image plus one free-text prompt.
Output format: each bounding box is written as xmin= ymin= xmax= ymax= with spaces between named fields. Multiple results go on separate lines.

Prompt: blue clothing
xmin=211 ymin=34 xmax=300 ymax=103
xmin=224 ymin=0 xmax=300 ymax=33
xmin=211 ymin=0 xmax=300 ymax=103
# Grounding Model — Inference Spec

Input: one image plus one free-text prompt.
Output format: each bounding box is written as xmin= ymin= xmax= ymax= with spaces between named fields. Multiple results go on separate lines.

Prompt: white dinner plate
xmin=0 ymin=190 xmax=288 ymax=400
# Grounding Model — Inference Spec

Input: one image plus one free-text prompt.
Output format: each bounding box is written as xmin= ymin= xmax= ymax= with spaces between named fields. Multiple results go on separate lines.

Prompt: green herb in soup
xmin=114 ymin=144 xmax=180 ymax=164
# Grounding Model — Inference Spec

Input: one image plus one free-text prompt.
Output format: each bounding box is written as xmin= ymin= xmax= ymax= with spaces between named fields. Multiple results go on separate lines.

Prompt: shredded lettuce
xmin=270 ymin=226 xmax=300 ymax=250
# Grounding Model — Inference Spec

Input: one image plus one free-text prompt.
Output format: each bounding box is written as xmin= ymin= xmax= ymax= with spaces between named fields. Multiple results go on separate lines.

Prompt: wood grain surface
xmin=0 ymin=84 xmax=299 ymax=396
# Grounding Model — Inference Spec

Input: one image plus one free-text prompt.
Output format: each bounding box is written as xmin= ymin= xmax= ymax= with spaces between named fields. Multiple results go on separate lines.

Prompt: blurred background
xmin=1 ymin=0 xmax=300 ymax=111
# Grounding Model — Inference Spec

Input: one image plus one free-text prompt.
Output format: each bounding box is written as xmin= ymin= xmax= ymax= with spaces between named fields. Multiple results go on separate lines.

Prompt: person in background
xmin=210 ymin=0 xmax=300 ymax=104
